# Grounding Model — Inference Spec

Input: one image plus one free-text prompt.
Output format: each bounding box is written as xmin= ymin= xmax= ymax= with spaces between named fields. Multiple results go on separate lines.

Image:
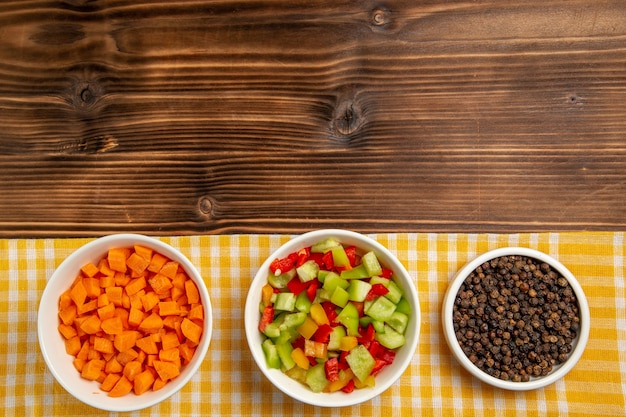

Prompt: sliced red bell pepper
xmin=341 ymin=379 xmax=355 ymax=393
xmin=291 ymin=335 xmax=305 ymax=351
xmin=269 ymin=256 xmax=296 ymax=276
xmin=352 ymin=301 xmax=364 ymax=317
xmin=344 ymin=246 xmax=357 ymax=267
xmin=370 ymin=358 xmax=388 ymax=376
xmin=309 ymin=252 xmax=325 ymax=268
xmin=357 ymin=323 xmax=375 ymax=344
xmin=258 ymin=305 xmax=274 ymax=333
xmin=368 ymin=340 xmax=380 ymax=358
xmin=305 ymin=279 xmax=319 ymax=303
xmin=324 ymin=357 xmax=339 ymax=382
xmin=377 ymin=345 xmax=396 ymax=364
xmin=322 ymin=301 xmax=338 ymax=322
xmin=365 ymin=283 xmax=389 ymax=300
xmin=286 ymin=276 xmax=309 ymax=295
xmin=322 ymin=250 xmax=334 ymax=270
xmin=296 ymin=247 xmax=311 ymax=267
xmin=380 ymin=268 xmax=393 ymax=279
xmin=338 ymin=350 xmax=350 ymax=370
xmin=312 ymin=324 xmax=333 ymax=343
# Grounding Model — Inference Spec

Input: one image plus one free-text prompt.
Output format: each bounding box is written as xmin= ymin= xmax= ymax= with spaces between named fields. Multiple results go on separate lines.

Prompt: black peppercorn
xmin=453 ymin=255 xmax=580 ymax=382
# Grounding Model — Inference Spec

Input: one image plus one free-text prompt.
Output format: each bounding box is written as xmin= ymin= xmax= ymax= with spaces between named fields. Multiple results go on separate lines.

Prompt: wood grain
xmin=0 ymin=0 xmax=625 ymax=237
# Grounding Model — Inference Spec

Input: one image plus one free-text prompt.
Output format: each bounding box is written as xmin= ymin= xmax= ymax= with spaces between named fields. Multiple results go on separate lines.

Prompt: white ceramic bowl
xmin=38 ymin=234 xmax=212 ymax=412
xmin=245 ymin=229 xmax=420 ymax=407
xmin=442 ymin=247 xmax=590 ymax=390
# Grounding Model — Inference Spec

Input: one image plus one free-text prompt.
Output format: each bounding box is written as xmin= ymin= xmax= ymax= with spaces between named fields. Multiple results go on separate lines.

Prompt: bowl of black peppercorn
xmin=442 ymin=247 xmax=590 ymax=390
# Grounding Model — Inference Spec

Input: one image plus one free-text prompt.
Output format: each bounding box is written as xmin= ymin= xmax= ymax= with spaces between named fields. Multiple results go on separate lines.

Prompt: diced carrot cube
xmin=126 ymin=252 xmax=150 ymax=275
xmin=184 ymin=279 xmax=200 ymax=304
xmin=134 ymin=245 xmax=153 ymax=261
xmin=100 ymin=373 xmax=122 ymax=392
xmin=105 ymin=356 xmax=123 ymax=374
xmin=187 ymin=304 xmax=203 ymax=321
xmin=158 ymin=301 xmax=180 ymax=316
xmin=105 ymin=286 xmax=123 ymax=307
xmin=159 ymin=261 xmax=179 ymax=279
xmin=80 ymin=262 xmax=100 ymax=278
xmin=116 ymin=348 xmax=139 ymax=366
xmin=58 ymin=323 xmax=77 ymax=340
xmin=181 ymin=318 xmax=203 ymax=345
xmin=125 ymin=276 xmax=147 ymax=296
xmin=141 ymin=291 xmax=160 ymax=312
xmin=97 ymin=303 xmax=116 ymax=321
xmin=123 ymin=360 xmax=143 ymax=382
xmin=79 ymin=314 xmax=101 ymax=335
xmin=148 ymin=253 xmax=169 ymax=273
xmin=159 ymin=347 xmax=180 ymax=363
xmin=98 ymin=258 xmax=116 ymax=277
xmin=108 ymin=375 xmax=133 ymax=397
xmin=97 ymin=293 xmax=110 ymax=308
xmin=136 ymin=335 xmax=159 ymax=355
xmin=148 ymin=274 xmax=173 ymax=295
xmin=58 ymin=304 xmax=77 ymax=326
xmin=80 ymin=359 xmax=104 ymax=381
xmin=70 ymin=280 xmax=87 ymax=307
xmin=93 ymin=336 xmax=114 ymax=354
xmin=108 ymin=248 xmax=129 ymax=273
xmin=133 ymin=369 xmax=156 ymax=395
xmin=65 ymin=336 xmax=82 ymax=356
xmin=153 ymin=360 xmax=180 ymax=382
xmin=161 ymin=332 xmax=181 ymax=351
xmin=59 ymin=289 xmax=73 ymax=310
xmin=138 ymin=312 xmax=163 ymax=334
xmin=83 ymin=277 xmax=101 ymax=299
xmin=114 ymin=331 xmax=138 ymax=353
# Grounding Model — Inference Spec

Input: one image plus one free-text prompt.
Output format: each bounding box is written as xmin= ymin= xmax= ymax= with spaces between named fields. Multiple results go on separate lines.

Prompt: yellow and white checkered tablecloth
xmin=1 ymin=233 xmax=624 ymax=416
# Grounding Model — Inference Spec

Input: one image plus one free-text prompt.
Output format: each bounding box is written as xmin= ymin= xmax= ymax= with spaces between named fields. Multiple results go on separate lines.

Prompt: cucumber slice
xmin=331 ymin=245 xmax=351 ymax=268
xmin=262 ymin=339 xmax=281 ymax=369
xmin=361 ymin=251 xmax=383 ymax=277
xmin=296 ymin=259 xmax=320 ymax=282
xmin=365 ymin=296 xmax=397 ymax=321
xmin=375 ymin=324 xmax=406 ymax=349
xmin=295 ymin=291 xmax=311 ymax=313
xmin=330 ymin=286 xmax=350 ymax=308
xmin=336 ymin=302 xmax=360 ymax=336
xmin=387 ymin=311 xmax=409 ymax=334
xmin=276 ymin=342 xmax=296 ymax=371
xmin=306 ymin=363 xmax=329 ymax=393
xmin=347 ymin=279 xmax=373 ymax=302
xmin=340 ymin=264 xmax=369 ymax=279
xmin=268 ymin=268 xmax=296 ymax=289
xmin=346 ymin=345 xmax=376 ymax=383
xmin=384 ymin=280 xmax=404 ymax=304
xmin=395 ymin=297 xmax=412 ymax=315
xmin=311 ymin=238 xmax=341 ymax=253
xmin=327 ymin=326 xmax=347 ymax=351
xmin=279 ymin=311 xmax=307 ymax=330
xmin=274 ymin=293 xmax=296 ymax=312
xmin=322 ymin=272 xmax=348 ymax=294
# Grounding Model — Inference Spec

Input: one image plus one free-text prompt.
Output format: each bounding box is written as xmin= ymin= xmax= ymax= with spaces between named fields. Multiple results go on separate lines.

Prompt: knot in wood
xmin=198 ymin=196 xmax=214 ymax=217
xmin=332 ymin=99 xmax=363 ymax=137
xmin=68 ymin=80 xmax=103 ymax=110
xmin=370 ymin=7 xmax=391 ymax=28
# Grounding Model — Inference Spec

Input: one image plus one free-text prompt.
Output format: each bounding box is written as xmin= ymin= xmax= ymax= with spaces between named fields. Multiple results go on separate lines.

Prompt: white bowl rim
xmin=245 ymin=229 xmax=421 ymax=407
xmin=441 ymin=246 xmax=590 ymax=391
xmin=37 ymin=233 xmax=213 ymax=412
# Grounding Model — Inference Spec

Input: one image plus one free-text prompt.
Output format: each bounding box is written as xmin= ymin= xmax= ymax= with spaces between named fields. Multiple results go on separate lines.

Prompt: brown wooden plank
xmin=0 ymin=1 xmax=625 ymax=237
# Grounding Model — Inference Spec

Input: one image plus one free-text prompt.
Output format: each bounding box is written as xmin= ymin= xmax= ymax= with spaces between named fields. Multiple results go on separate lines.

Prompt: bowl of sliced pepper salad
xmin=244 ymin=229 xmax=420 ymax=407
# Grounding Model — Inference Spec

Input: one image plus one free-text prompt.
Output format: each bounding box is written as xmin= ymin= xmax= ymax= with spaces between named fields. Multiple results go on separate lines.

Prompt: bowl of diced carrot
xmin=37 ymin=234 xmax=212 ymax=412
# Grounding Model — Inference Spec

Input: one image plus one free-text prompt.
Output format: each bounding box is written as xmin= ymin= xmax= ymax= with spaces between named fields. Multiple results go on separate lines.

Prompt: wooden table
xmin=1 ymin=0 xmax=625 ymax=237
